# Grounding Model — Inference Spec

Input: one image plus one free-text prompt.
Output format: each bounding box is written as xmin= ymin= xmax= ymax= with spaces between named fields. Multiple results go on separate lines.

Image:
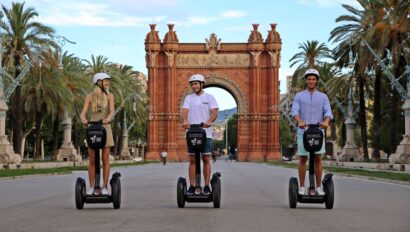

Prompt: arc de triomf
xmin=144 ymin=23 xmax=282 ymax=161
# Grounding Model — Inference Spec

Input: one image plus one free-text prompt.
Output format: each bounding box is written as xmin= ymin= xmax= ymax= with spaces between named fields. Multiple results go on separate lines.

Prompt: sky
xmin=2 ymin=0 xmax=361 ymax=110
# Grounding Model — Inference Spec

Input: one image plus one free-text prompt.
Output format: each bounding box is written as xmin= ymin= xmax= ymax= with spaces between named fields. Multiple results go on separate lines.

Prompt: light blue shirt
xmin=291 ymin=89 xmax=333 ymax=133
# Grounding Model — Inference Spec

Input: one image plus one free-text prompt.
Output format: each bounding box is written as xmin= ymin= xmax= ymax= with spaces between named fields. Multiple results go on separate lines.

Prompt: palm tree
xmin=83 ymin=55 xmax=111 ymax=74
xmin=289 ymin=40 xmax=333 ymax=92
xmin=50 ymin=51 xmax=90 ymax=156
xmin=1 ymin=2 xmax=58 ymax=155
xmin=104 ymin=64 xmax=148 ymax=157
xmin=330 ymin=0 xmax=409 ymax=160
xmin=22 ymin=48 xmax=72 ymax=159
xmin=373 ymin=0 xmax=409 ymax=155
xmin=329 ymin=0 xmax=383 ymax=161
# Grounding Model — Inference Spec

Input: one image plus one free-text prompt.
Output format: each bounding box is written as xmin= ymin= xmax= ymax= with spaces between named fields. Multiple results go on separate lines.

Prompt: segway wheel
xmin=75 ymin=178 xmax=85 ymax=209
xmin=324 ymin=179 xmax=334 ymax=209
xmin=111 ymin=178 xmax=121 ymax=209
xmin=288 ymin=177 xmax=298 ymax=208
xmin=212 ymin=177 xmax=221 ymax=208
xmin=177 ymin=177 xmax=186 ymax=208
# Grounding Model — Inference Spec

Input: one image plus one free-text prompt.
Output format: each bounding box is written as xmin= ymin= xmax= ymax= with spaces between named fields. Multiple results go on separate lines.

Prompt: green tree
xmin=289 ymin=40 xmax=332 ymax=92
xmin=1 ymin=2 xmax=58 ymax=155
xmin=280 ymin=119 xmax=293 ymax=156
xmin=22 ymin=48 xmax=72 ymax=159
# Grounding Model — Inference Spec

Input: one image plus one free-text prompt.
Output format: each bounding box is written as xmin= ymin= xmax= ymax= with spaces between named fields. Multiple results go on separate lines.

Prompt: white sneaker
xmin=316 ymin=187 xmax=325 ymax=196
xmin=101 ymin=187 xmax=109 ymax=195
xmin=298 ymin=186 xmax=306 ymax=195
xmin=87 ymin=187 xmax=94 ymax=195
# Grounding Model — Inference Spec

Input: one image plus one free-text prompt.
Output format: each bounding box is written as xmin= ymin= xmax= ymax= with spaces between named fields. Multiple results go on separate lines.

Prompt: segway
xmin=288 ymin=124 xmax=334 ymax=209
xmin=177 ymin=124 xmax=221 ymax=208
xmin=75 ymin=121 xmax=121 ymax=209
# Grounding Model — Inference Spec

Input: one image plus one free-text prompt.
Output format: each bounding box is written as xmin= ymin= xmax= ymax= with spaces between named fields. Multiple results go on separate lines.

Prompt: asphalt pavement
xmin=0 ymin=161 xmax=409 ymax=232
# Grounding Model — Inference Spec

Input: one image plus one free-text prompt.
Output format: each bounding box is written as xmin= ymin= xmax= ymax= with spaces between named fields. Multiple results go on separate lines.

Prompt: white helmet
xmin=93 ymin=72 xmax=111 ymax=84
xmin=188 ymin=74 xmax=205 ymax=84
xmin=304 ymin=69 xmax=320 ymax=79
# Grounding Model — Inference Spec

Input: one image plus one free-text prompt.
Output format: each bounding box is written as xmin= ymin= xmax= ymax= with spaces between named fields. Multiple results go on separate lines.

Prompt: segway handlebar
xmin=306 ymin=123 xmax=321 ymax=129
xmin=188 ymin=123 xmax=204 ymax=128
xmin=88 ymin=120 xmax=103 ymax=125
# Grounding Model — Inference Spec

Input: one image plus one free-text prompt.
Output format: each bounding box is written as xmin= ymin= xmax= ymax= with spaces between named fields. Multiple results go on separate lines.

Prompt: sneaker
xmin=187 ymin=185 xmax=195 ymax=195
xmin=87 ymin=187 xmax=94 ymax=195
xmin=101 ymin=187 xmax=109 ymax=195
xmin=316 ymin=187 xmax=325 ymax=196
xmin=203 ymin=185 xmax=211 ymax=195
xmin=298 ymin=186 xmax=306 ymax=195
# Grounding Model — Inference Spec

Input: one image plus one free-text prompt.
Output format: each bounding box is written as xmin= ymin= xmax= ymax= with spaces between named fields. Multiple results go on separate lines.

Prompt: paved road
xmin=0 ymin=161 xmax=409 ymax=232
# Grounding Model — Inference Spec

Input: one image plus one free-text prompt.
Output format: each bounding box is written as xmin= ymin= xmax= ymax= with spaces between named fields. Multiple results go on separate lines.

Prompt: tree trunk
xmin=72 ymin=117 xmax=79 ymax=149
xmin=21 ymin=128 xmax=34 ymax=160
xmin=372 ymin=67 xmax=381 ymax=162
xmin=12 ymin=57 xmax=23 ymax=155
xmin=388 ymin=55 xmax=406 ymax=155
xmin=34 ymin=106 xmax=46 ymax=160
xmin=358 ymin=74 xmax=369 ymax=161
xmin=51 ymin=114 xmax=59 ymax=159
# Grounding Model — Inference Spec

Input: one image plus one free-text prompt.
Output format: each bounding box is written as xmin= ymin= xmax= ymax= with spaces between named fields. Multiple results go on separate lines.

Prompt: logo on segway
xmin=90 ymin=135 xmax=102 ymax=144
xmin=190 ymin=138 xmax=202 ymax=146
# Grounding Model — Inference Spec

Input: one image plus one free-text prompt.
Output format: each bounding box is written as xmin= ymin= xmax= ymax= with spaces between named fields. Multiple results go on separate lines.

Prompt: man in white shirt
xmin=161 ymin=150 xmax=167 ymax=165
xmin=182 ymin=74 xmax=219 ymax=195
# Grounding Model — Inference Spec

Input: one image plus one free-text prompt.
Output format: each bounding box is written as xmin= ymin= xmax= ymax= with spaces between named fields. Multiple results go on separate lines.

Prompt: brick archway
xmin=144 ymin=24 xmax=282 ymax=161
xmin=179 ymin=73 xmax=248 ymax=114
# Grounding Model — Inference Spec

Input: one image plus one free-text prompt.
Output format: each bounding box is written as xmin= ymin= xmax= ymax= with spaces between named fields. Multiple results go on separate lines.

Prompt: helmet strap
xmin=96 ymin=82 xmax=108 ymax=95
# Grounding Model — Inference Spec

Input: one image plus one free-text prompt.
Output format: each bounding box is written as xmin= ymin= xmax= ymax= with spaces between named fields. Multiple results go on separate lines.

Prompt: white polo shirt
xmin=182 ymin=92 xmax=219 ymax=138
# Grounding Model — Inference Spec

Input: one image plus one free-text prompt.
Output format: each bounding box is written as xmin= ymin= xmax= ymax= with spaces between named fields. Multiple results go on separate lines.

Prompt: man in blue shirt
xmin=291 ymin=68 xmax=333 ymax=195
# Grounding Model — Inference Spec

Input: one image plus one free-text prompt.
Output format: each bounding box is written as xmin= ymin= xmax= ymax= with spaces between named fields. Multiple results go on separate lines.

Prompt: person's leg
xmin=298 ymin=156 xmax=307 ymax=187
xmin=88 ymin=148 xmax=95 ymax=188
xmin=188 ymin=155 xmax=195 ymax=186
xmin=314 ymin=155 xmax=323 ymax=188
xmin=202 ymin=155 xmax=211 ymax=186
xmin=101 ymin=147 xmax=110 ymax=188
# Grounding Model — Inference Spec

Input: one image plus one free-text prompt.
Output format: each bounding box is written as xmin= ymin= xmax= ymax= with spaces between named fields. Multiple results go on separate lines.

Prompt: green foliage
xmin=279 ymin=119 xmax=293 ymax=147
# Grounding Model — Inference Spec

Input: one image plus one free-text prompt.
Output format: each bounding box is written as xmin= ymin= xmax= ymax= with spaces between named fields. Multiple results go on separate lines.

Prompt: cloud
xmin=297 ymin=0 xmax=360 ymax=8
xmin=168 ymin=16 xmax=217 ymax=26
xmin=220 ymin=10 xmax=247 ymax=19
xmin=1 ymin=0 xmax=168 ymax=27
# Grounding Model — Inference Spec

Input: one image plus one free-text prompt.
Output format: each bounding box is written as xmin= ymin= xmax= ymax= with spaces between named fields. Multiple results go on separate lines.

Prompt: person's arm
xmin=181 ymin=96 xmax=190 ymax=129
xmin=321 ymin=95 xmax=333 ymax=129
xmin=204 ymin=108 xmax=218 ymax=128
xmin=290 ymin=93 xmax=305 ymax=128
xmin=103 ymin=93 xmax=115 ymax=124
xmin=80 ymin=95 xmax=91 ymax=125
xmin=293 ymin=115 xmax=306 ymax=129
xmin=182 ymin=108 xmax=190 ymax=129
xmin=321 ymin=116 xmax=331 ymax=129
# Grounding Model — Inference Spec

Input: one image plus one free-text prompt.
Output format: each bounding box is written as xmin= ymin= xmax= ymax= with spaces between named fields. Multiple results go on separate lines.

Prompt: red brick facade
xmin=144 ymin=24 xmax=282 ymax=161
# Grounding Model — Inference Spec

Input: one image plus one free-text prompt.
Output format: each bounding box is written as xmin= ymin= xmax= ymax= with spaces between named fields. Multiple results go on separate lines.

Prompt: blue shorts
xmin=188 ymin=138 xmax=212 ymax=155
xmin=297 ymin=130 xmax=326 ymax=156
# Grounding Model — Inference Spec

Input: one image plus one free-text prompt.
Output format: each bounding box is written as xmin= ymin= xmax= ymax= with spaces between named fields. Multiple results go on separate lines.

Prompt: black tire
xmin=324 ymin=179 xmax=334 ymax=209
xmin=212 ymin=177 xmax=221 ymax=208
xmin=112 ymin=178 xmax=121 ymax=209
xmin=75 ymin=178 xmax=85 ymax=209
xmin=177 ymin=177 xmax=186 ymax=208
xmin=288 ymin=177 xmax=298 ymax=208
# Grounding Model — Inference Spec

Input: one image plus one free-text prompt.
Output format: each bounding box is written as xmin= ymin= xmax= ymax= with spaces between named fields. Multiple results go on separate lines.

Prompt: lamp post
xmin=225 ymin=113 xmax=228 ymax=157
xmin=338 ymin=47 xmax=361 ymax=162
